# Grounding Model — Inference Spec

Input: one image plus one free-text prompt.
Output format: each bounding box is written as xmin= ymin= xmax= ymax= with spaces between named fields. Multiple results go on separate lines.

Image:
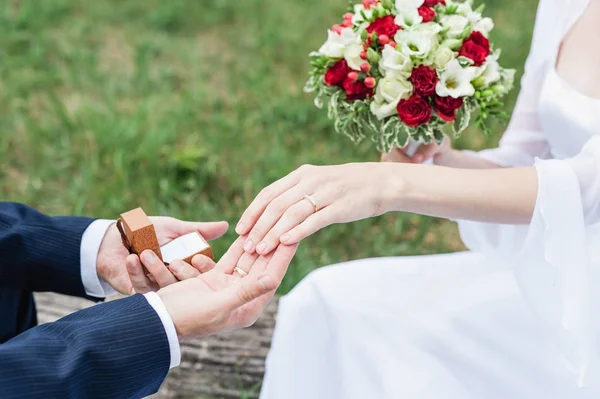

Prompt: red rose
xmin=366 ymin=16 xmax=401 ymax=39
xmin=434 ymin=95 xmax=464 ymax=122
xmin=418 ymin=6 xmax=436 ymax=23
xmin=423 ymin=0 xmax=445 ymax=6
xmin=458 ymin=31 xmax=490 ymax=66
xmin=409 ymin=65 xmax=438 ymax=97
xmin=397 ymin=95 xmax=432 ymax=127
xmin=324 ymin=59 xmax=351 ymax=87
xmin=342 ymin=78 xmax=374 ymax=101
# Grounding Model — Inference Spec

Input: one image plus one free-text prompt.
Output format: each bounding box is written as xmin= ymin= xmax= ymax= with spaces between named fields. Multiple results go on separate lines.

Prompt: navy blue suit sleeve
xmin=0 ymin=202 xmax=95 ymax=298
xmin=0 ymin=294 xmax=171 ymax=399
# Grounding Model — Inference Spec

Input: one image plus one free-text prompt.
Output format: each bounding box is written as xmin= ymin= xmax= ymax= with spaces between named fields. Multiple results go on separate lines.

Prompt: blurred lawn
xmin=0 ymin=0 xmax=538 ymax=293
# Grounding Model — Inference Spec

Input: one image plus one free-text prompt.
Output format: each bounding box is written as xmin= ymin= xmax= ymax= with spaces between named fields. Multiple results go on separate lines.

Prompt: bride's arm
xmin=391 ymin=163 xmax=538 ymax=224
xmin=235 ymin=161 xmax=538 ymax=255
xmin=236 ymin=142 xmax=598 ymax=256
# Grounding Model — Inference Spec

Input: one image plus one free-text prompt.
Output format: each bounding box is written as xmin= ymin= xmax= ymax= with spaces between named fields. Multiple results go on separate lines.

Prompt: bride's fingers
xmin=280 ymin=206 xmax=339 ymax=244
xmin=412 ymin=143 xmax=437 ymax=163
xmin=242 ymin=187 xmax=304 ymax=254
xmin=236 ymin=172 xmax=300 ymax=236
xmin=381 ymin=147 xmax=412 ymax=163
xmin=255 ymin=199 xmax=315 ymax=255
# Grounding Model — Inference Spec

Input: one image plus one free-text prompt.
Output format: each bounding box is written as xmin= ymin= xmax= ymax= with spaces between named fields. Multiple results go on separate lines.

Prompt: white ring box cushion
xmin=160 ymin=232 xmax=213 ymax=265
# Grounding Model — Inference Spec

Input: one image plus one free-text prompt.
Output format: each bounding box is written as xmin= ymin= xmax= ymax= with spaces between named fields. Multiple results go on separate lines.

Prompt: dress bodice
xmin=539 ymin=65 xmax=600 ymax=159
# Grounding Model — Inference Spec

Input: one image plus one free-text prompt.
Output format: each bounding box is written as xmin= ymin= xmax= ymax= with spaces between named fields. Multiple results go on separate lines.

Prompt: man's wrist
xmin=80 ymin=219 xmax=118 ymax=298
xmin=143 ymin=292 xmax=181 ymax=369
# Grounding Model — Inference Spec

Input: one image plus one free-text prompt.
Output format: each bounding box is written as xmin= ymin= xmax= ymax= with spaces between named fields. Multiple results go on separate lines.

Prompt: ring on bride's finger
xmin=303 ymin=195 xmax=318 ymax=213
xmin=233 ymin=266 xmax=249 ymax=277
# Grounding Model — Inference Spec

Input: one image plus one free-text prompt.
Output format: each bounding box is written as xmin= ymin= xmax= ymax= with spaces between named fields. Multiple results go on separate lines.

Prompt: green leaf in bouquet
xmin=452 ymin=101 xmax=471 ymax=138
xmin=460 ymin=22 xmax=473 ymax=40
xmin=474 ymin=4 xmax=485 ymax=14
xmin=445 ymin=4 xmax=459 ymax=14
xmin=432 ymin=126 xmax=445 ymax=144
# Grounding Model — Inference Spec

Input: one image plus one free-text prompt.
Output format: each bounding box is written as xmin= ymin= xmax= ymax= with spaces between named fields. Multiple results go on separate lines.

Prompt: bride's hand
xmin=235 ymin=163 xmax=397 ymax=255
xmin=381 ymin=137 xmax=451 ymax=164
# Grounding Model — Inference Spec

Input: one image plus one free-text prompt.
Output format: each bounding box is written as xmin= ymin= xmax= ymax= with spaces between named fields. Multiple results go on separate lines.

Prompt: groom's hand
xmin=157 ymin=237 xmax=298 ymax=339
xmin=96 ymin=217 xmax=228 ymax=295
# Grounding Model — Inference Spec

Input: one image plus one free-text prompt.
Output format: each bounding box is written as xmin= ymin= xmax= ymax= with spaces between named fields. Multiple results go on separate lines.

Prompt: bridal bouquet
xmin=305 ymin=0 xmax=516 ymax=152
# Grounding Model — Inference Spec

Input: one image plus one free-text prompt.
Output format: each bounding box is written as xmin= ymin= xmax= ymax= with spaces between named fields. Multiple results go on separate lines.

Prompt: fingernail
xmin=169 ymin=262 xmax=183 ymax=274
xmin=280 ymin=234 xmax=291 ymax=243
xmin=126 ymin=257 xmax=136 ymax=270
xmin=243 ymin=239 xmax=254 ymax=252
xmin=258 ymin=275 xmax=274 ymax=290
xmin=256 ymin=242 xmax=267 ymax=253
xmin=236 ymin=222 xmax=245 ymax=234
xmin=141 ymin=250 xmax=156 ymax=263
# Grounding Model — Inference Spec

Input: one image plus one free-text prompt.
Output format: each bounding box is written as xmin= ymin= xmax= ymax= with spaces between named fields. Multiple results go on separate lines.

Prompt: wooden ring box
xmin=117 ymin=207 xmax=213 ymax=265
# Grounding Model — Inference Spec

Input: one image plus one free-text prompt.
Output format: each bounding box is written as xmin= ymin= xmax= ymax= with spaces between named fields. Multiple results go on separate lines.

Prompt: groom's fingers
xmin=126 ymin=254 xmax=155 ymax=294
xmin=168 ymin=259 xmax=201 ymax=280
xmin=179 ymin=221 xmax=229 ymax=241
xmin=214 ymin=236 xmax=246 ymax=273
xmin=141 ymin=250 xmax=178 ymax=287
xmin=191 ymin=255 xmax=216 ymax=273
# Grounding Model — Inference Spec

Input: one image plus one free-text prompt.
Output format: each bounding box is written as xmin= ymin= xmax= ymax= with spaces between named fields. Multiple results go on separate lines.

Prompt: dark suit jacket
xmin=0 ymin=202 xmax=171 ymax=398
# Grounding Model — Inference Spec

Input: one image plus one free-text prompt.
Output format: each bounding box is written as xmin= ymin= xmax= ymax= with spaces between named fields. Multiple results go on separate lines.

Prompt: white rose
xmin=394 ymin=0 xmax=424 ymax=28
xmin=434 ymin=46 xmax=455 ymax=69
xmin=380 ymin=44 xmax=413 ymax=78
xmin=415 ymin=21 xmax=442 ymax=35
xmin=395 ymin=0 xmax=424 ymax=11
xmin=440 ymin=15 xmax=470 ymax=38
xmin=473 ymin=17 xmax=494 ymax=37
xmin=436 ymin=58 xmax=478 ymax=98
xmin=395 ymin=30 xmax=435 ymax=60
xmin=370 ymin=77 xmax=413 ymax=120
xmin=394 ymin=10 xmax=422 ymax=29
xmin=318 ymin=28 xmax=360 ymax=58
xmin=344 ymin=43 xmax=364 ymax=71
xmin=473 ymin=54 xmax=500 ymax=87
xmin=352 ymin=4 xmax=374 ymax=25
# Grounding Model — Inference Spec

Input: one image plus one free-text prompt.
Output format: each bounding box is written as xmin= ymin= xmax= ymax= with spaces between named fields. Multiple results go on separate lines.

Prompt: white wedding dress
xmin=260 ymin=0 xmax=600 ymax=398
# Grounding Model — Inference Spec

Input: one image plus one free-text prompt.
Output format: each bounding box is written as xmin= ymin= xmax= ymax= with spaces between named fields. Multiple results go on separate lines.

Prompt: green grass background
xmin=0 ymin=0 xmax=538 ymax=293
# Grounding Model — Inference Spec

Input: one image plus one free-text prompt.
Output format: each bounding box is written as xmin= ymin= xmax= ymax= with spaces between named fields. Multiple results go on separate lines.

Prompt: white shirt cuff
xmin=143 ymin=292 xmax=182 ymax=369
xmin=80 ymin=219 xmax=118 ymax=298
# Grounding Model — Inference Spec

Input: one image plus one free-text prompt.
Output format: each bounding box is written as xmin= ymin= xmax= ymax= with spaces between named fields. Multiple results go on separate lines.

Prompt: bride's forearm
xmin=388 ymin=163 xmax=538 ymax=224
xmin=433 ymin=149 xmax=503 ymax=169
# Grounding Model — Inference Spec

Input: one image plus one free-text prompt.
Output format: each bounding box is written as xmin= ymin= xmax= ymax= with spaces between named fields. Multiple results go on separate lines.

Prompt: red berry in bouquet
xmin=378 ymin=34 xmax=390 ymax=45
xmin=364 ymin=77 xmax=376 ymax=88
xmin=324 ymin=59 xmax=351 ymax=87
xmin=409 ymin=65 xmax=438 ymax=97
xmin=397 ymin=95 xmax=432 ymax=127
xmin=434 ymin=96 xmax=464 ymax=122
xmin=459 ymin=31 xmax=490 ymax=66
xmin=343 ymin=78 xmax=374 ymax=101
